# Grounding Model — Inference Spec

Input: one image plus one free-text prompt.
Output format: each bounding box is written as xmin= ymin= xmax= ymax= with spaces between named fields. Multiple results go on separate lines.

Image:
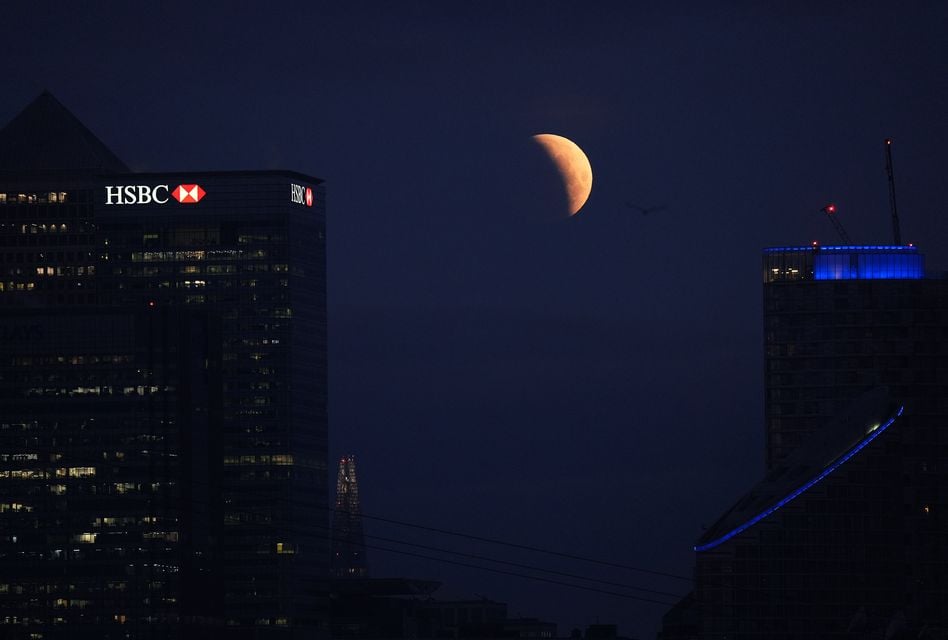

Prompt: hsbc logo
xmin=105 ymin=184 xmax=206 ymax=205
xmin=171 ymin=184 xmax=206 ymax=204
xmin=290 ymin=183 xmax=314 ymax=207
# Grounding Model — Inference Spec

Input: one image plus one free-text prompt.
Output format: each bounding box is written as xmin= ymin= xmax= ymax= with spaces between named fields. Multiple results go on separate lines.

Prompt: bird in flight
xmin=625 ymin=202 xmax=667 ymax=215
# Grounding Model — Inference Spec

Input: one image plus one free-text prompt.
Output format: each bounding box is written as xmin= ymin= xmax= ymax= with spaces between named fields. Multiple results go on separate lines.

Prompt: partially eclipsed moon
xmin=532 ymin=133 xmax=593 ymax=216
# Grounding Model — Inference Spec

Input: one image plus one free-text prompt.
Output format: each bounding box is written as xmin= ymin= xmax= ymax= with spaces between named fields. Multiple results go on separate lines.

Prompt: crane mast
xmin=885 ymin=138 xmax=903 ymax=245
xmin=820 ymin=203 xmax=852 ymax=244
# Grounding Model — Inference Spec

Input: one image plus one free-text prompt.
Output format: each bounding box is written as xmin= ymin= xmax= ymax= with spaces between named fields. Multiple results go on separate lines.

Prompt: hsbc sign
xmin=290 ymin=183 xmax=314 ymax=207
xmin=105 ymin=184 xmax=206 ymax=205
xmin=171 ymin=184 xmax=206 ymax=203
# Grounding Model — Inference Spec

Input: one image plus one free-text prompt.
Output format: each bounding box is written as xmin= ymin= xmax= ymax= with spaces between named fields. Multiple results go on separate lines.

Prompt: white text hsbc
xmin=105 ymin=184 xmax=205 ymax=205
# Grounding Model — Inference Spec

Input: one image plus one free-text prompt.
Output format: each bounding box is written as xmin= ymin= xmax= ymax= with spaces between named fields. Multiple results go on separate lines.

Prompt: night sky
xmin=3 ymin=2 xmax=947 ymax=636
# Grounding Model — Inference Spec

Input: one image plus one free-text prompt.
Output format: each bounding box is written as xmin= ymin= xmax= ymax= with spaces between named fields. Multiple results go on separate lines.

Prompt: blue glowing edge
xmin=694 ymin=406 xmax=904 ymax=552
xmin=763 ymin=246 xmax=917 ymax=253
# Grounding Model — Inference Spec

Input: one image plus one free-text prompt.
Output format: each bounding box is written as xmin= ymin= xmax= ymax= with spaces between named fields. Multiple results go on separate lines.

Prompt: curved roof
xmin=695 ymin=387 xmax=902 ymax=552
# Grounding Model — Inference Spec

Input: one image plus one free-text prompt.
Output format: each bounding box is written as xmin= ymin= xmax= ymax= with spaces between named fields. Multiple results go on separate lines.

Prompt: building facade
xmin=0 ymin=93 xmax=328 ymax=638
xmin=762 ymin=244 xmax=933 ymax=468
xmin=682 ymin=245 xmax=948 ymax=639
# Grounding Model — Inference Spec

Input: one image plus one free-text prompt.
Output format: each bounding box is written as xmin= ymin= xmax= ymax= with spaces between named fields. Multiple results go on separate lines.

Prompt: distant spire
xmin=331 ymin=455 xmax=368 ymax=578
xmin=0 ymin=91 xmax=128 ymax=173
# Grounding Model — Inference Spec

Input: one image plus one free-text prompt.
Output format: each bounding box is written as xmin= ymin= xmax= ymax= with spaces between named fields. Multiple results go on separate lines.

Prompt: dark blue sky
xmin=3 ymin=2 xmax=947 ymax=636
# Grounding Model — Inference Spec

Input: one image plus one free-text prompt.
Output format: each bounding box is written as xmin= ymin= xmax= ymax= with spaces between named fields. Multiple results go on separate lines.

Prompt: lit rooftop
xmin=762 ymin=244 xmax=924 ymax=281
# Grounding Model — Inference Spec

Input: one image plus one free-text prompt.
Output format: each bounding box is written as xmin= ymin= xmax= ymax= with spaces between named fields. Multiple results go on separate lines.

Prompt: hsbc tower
xmin=0 ymin=93 xmax=328 ymax=639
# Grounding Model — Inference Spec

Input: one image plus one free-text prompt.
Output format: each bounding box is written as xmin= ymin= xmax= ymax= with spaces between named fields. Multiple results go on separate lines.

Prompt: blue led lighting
xmin=694 ymin=406 xmax=904 ymax=553
xmin=763 ymin=246 xmax=918 ymax=253
xmin=813 ymin=253 xmax=923 ymax=280
xmin=819 ymin=245 xmax=916 ymax=252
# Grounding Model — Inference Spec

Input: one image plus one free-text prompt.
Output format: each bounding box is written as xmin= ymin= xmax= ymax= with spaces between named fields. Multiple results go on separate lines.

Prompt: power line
xmin=361 ymin=528 xmax=683 ymax=599
xmin=149 ymin=489 xmax=813 ymax=606
xmin=300 ymin=519 xmax=684 ymax=600
xmin=158 ymin=478 xmax=696 ymax=584
xmin=140 ymin=499 xmax=681 ymax=607
xmin=318 ymin=503 xmax=814 ymax=605
xmin=56 ymin=474 xmax=809 ymax=606
xmin=312 ymin=503 xmax=695 ymax=584
xmin=365 ymin=543 xmax=679 ymax=607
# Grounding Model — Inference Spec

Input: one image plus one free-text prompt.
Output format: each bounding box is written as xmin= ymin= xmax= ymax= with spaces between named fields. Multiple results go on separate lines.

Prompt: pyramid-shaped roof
xmin=0 ymin=91 xmax=128 ymax=173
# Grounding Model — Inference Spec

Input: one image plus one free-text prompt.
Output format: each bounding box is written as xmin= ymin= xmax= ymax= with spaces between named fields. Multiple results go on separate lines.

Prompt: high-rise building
xmin=761 ymin=244 xmax=932 ymax=468
xmin=0 ymin=92 xmax=328 ymax=638
xmin=678 ymin=244 xmax=948 ymax=639
xmin=331 ymin=455 xmax=368 ymax=578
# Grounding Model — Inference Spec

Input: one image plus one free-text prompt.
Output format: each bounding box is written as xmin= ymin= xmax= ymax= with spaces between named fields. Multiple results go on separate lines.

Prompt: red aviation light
xmin=824 ymin=203 xmax=837 ymax=214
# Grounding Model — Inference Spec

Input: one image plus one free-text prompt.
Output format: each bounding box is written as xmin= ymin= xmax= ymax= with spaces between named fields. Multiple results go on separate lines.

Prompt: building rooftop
xmin=0 ymin=91 xmax=128 ymax=174
xmin=763 ymin=244 xmax=924 ymax=282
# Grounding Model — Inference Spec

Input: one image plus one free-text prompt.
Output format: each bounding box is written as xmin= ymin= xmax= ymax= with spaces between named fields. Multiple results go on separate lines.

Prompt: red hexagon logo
xmin=305 ymin=187 xmax=314 ymax=207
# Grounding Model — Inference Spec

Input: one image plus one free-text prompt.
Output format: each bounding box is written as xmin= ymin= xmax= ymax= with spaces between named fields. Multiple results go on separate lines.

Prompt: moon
xmin=532 ymin=133 xmax=593 ymax=216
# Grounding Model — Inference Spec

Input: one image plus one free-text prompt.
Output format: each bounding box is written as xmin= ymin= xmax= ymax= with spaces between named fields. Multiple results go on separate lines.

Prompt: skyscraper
xmin=761 ymin=244 xmax=932 ymax=468
xmin=683 ymin=244 xmax=948 ymax=639
xmin=331 ymin=455 xmax=368 ymax=579
xmin=0 ymin=93 xmax=328 ymax=638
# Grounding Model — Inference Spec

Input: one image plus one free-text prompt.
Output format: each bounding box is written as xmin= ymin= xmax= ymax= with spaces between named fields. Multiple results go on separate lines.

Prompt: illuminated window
xmin=143 ymin=531 xmax=179 ymax=541
xmin=113 ymin=482 xmax=136 ymax=494
xmin=0 ymin=503 xmax=33 ymax=512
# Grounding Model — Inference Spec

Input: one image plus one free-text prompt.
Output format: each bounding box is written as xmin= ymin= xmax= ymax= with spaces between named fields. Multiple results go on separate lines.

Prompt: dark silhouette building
xmin=673 ymin=244 xmax=948 ymax=639
xmin=329 ymin=577 xmax=441 ymax=639
xmin=332 ymin=455 xmax=368 ymax=578
xmin=0 ymin=93 xmax=328 ymax=638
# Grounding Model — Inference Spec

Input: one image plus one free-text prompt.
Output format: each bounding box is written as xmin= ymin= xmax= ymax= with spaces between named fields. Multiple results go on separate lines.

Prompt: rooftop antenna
xmin=884 ymin=138 xmax=902 ymax=245
xmin=820 ymin=203 xmax=852 ymax=244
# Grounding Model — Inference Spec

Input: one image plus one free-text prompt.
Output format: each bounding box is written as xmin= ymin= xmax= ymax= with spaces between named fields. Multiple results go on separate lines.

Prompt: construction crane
xmin=820 ymin=203 xmax=852 ymax=244
xmin=884 ymin=138 xmax=903 ymax=245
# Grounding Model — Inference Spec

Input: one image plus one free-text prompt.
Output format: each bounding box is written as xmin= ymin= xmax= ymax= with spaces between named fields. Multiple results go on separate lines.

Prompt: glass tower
xmin=681 ymin=244 xmax=948 ymax=639
xmin=0 ymin=93 xmax=328 ymax=638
